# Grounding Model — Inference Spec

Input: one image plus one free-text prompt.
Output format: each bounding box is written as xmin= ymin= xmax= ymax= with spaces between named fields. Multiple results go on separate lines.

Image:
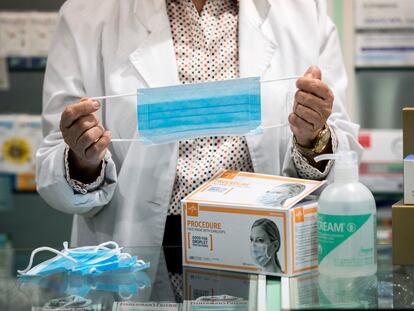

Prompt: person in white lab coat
xmin=36 ymin=0 xmax=361 ymax=247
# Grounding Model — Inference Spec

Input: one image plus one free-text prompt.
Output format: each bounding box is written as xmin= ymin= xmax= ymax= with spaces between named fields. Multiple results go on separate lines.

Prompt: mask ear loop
xmin=257 ymin=123 xmax=288 ymax=131
xmin=93 ymin=241 xmax=121 ymax=252
xmin=263 ymin=243 xmax=272 ymax=260
xmin=64 ymin=241 xmax=136 ymax=266
xmin=90 ymin=92 xmax=138 ymax=101
xmin=118 ymin=290 xmax=134 ymax=301
xmin=119 ymin=253 xmax=132 ymax=259
xmin=17 ymin=247 xmax=77 ymax=275
xmin=258 ymin=76 xmax=299 ymax=131
xmin=62 ymin=241 xmax=122 ymax=254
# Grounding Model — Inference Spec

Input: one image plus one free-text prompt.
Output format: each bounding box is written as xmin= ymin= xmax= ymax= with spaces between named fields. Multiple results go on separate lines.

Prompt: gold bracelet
xmin=293 ymin=125 xmax=331 ymax=157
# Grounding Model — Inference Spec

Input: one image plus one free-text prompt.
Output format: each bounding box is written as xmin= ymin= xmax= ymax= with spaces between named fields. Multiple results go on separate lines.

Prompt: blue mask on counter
xmin=19 ymin=268 xmax=151 ymax=300
xmin=137 ymin=77 xmax=261 ymax=145
xmin=17 ymin=241 xmax=150 ymax=277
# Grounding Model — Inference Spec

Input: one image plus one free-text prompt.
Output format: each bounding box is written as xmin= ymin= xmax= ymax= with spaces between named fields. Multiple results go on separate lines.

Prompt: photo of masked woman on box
xmin=250 ymin=218 xmax=283 ymax=273
xmin=258 ymin=183 xmax=306 ymax=207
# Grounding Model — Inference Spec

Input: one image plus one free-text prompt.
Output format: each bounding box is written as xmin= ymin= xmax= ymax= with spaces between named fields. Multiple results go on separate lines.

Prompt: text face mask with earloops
xmin=136 ymin=77 xmax=262 ymax=145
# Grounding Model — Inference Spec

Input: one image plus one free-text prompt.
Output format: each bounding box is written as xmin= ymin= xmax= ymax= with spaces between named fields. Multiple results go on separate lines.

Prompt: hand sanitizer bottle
xmin=314 ymin=151 xmax=377 ymax=277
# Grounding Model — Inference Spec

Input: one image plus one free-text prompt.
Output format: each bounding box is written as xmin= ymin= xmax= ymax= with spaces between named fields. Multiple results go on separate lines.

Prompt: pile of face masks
xmin=17 ymin=241 xmax=150 ymax=277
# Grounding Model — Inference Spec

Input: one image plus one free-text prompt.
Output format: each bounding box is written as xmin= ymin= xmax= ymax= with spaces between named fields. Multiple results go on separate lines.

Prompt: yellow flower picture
xmin=2 ymin=137 xmax=32 ymax=165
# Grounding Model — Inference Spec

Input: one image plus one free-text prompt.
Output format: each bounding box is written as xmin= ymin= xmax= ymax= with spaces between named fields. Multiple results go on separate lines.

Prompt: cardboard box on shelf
xmin=392 ymin=200 xmax=414 ymax=265
xmin=181 ymin=170 xmax=325 ymax=277
xmin=355 ymin=0 xmax=414 ymax=30
xmin=29 ymin=12 xmax=59 ymax=57
xmin=358 ymin=129 xmax=403 ymax=193
xmin=403 ymin=108 xmax=414 ymax=158
xmin=0 ymin=12 xmax=29 ymax=57
xmin=0 ymin=115 xmax=41 ymax=192
xmin=354 ymin=1 xmax=414 ymax=67
xmin=404 ymin=155 xmax=414 ymax=205
xmin=355 ymin=32 xmax=414 ymax=67
xmin=0 ymin=12 xmax=59 ymax=58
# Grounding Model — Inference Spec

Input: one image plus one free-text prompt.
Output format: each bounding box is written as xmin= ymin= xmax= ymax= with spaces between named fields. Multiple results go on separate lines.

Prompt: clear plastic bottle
xmin=315 ymin=151 xmax=377 ymax=277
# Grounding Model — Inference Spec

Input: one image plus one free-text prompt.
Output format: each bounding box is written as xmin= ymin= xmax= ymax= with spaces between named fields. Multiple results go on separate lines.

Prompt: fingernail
xmin=93 ymin=101 xmax=100 ymax=109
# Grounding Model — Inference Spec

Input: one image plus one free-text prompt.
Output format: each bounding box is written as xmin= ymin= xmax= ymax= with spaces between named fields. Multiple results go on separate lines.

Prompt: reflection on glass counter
xmin=2 ymin=245 xmax=414 ymax=310
xmin=278 ymin=245 xmax=414 ymax=310
xmin=19 ymin=269 xmax=151 ymax=304
xmin=0 ymin=246 xmax=259 ymax=311
xmin=281 ymin=272 xmax=378 ymax=309
xmin=182 ymin=266 xmax=257 ymax=310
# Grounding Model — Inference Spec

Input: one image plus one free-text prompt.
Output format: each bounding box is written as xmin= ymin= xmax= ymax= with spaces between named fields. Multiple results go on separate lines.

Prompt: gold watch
xmin=293 ymin=125 xmax=331 ymax=157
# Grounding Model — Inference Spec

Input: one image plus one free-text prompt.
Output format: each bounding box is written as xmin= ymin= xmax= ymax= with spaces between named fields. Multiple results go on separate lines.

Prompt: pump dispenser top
xmin=315 ymin=151 xmax=358 ymax=183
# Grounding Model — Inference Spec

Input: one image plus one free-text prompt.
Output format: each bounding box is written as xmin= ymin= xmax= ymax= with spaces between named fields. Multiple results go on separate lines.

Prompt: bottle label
xmin=317 ymin=213 xmax=372 ymax=263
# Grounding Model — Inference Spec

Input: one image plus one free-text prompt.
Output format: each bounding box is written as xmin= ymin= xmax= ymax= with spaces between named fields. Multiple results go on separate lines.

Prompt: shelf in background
xmin=6 ymin=57 xmax=47 ymax=71
xmin=356 ymin=66 xmax=414 ymax=71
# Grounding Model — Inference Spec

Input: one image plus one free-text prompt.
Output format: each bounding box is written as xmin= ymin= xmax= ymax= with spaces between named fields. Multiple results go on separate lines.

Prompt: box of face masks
xmin=404 ymin=155 xmax=414 ymax=205
xmin=181 ymin=170 xmax=325 ymax=277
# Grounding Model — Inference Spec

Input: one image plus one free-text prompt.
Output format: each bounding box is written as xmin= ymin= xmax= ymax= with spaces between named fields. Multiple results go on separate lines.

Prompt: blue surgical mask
xmin=92 ymin=75 xmax=300 ymax=145
xmin=17 ymin=241 xmax=150 ymax=277
xmin=136 ymin=77 xmax=262 ymax=145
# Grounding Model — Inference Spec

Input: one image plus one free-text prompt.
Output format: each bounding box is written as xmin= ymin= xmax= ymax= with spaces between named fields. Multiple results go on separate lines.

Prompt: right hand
xmin=60 ymin=98 xmax=111 ymax=182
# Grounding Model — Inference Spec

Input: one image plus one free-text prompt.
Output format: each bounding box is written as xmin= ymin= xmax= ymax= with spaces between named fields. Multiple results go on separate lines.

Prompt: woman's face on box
xmin=250 ymin=226 xmax=271 ymax=244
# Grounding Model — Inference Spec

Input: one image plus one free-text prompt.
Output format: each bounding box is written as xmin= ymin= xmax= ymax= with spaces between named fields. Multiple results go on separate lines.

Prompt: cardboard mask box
xmin=358 ymin=129 xmax=403 ymax=193
xmin=404 ymin=155 xmax=414 ymax=205
xmin=392 ymin=200 xmax=414 ymax=265
xmin=403 ymin=108 xmax=414 ymax=158
xmin=181 ymin=170 xmax=325 ymax=277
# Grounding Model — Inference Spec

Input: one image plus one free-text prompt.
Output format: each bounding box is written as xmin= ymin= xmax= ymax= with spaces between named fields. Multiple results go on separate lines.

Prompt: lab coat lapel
xmin=239 ymin=0 xmax=277 ymax=78
xmin=116 ymin=1 xmax=179 ymax=248
xmin=129 ymin=0 xmax=180 ymax=87
xmin=240 ymin=0 xmax=285 ymax=174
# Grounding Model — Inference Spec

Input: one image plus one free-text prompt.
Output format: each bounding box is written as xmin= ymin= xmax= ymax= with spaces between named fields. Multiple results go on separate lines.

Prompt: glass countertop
xmin=0 ymin=244 xmax=412 ymax=310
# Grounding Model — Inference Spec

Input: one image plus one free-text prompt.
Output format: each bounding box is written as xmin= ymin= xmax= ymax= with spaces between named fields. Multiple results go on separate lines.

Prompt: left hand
xmin=288 ymin=66 xmax=334 ymax=148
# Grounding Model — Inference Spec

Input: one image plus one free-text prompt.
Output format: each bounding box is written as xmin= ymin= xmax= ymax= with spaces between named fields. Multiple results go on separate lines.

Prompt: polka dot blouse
xmin=166 ymin=0 xmax=334 ymax=215
xmin=166 ymin=0 xmax=253 ymax=215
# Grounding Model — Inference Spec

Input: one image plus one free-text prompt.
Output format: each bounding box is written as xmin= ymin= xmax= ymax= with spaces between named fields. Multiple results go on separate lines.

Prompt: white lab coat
xmin=36 ymin=0 xmax=362 ymax=247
